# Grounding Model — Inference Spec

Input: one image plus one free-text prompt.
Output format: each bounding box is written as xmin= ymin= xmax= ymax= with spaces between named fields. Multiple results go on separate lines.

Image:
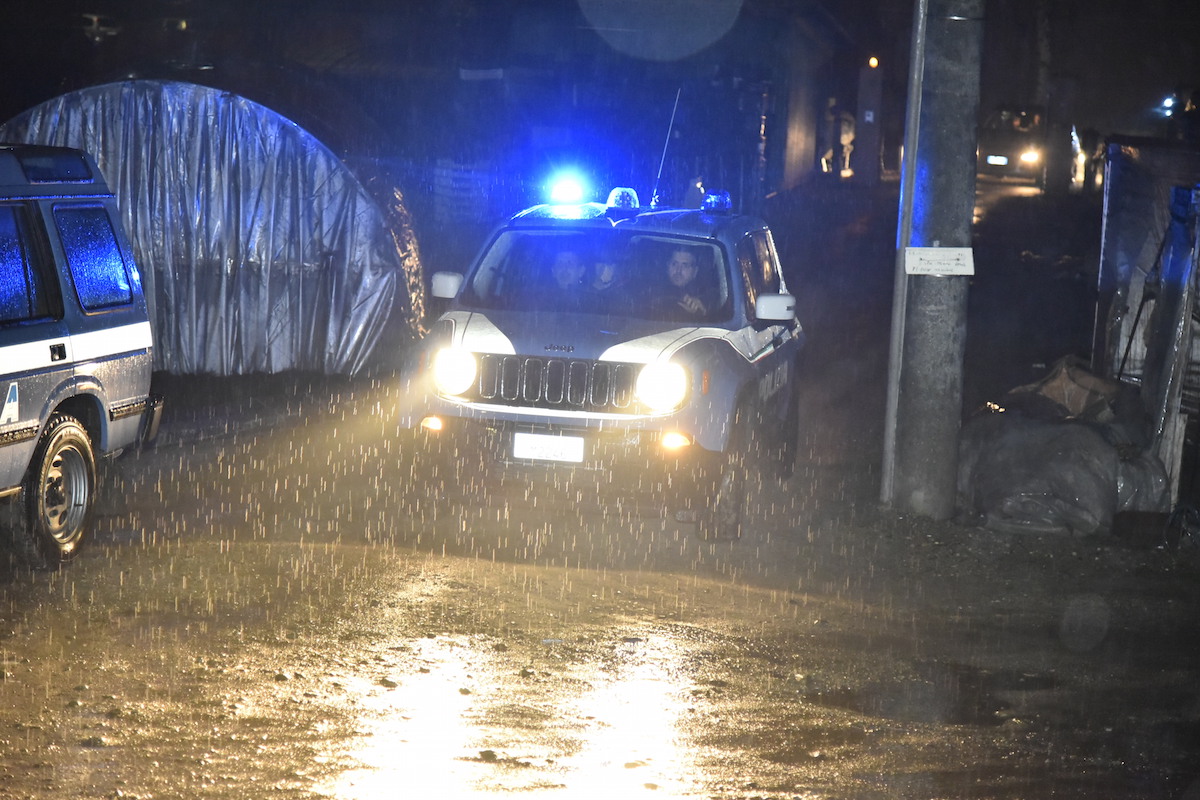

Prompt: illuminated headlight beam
xmin=635 ymin=361 xmax=688 ymax=413
xmin=431 ymin=347 xmax=478 ymax=396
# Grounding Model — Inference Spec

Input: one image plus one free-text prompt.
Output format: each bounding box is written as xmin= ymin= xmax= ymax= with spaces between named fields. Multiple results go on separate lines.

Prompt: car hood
xmin=443 ymin=308 xmax=733 ymax=363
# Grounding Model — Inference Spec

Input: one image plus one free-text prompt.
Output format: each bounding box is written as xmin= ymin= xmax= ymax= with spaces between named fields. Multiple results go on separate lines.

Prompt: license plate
xmin=986 ymin=154 xmax=1009 ymax=166
xmin=512 ymin=432 xmax=585 ymax=463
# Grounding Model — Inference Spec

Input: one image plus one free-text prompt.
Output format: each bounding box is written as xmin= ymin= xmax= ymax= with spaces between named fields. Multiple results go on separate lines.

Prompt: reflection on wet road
xmin=321 ymin=629 xmax=703 ymax=798
xmin=0 ymin=364 xmax=1197 ymax=798
xmin=973 ymin=176 xmax=1042 ymax=226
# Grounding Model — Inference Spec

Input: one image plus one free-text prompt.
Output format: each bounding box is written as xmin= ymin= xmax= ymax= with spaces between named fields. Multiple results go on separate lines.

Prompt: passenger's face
xmin=667 ymin=251 xmax=698 ymax=287
xmin=593 ymin=261 xmax=616 ymax=288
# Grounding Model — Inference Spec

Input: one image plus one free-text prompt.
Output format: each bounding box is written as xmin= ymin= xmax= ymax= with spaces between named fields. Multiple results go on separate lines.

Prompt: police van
xmin=0 ymin=144 xmax=161 ymax=568
xmin=409 ymin=186 xmax=803 ymax=539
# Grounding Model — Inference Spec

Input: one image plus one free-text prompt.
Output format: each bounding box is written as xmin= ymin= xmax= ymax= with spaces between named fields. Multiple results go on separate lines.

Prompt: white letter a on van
xmin=0 ymin=383 xmax=17 ymax=425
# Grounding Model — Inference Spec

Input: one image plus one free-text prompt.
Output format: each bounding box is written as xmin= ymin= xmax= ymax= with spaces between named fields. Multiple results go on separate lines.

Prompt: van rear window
xmin=0 ymin=204 xmax=53 ymax=324
xmin=0 ymin=207 xmax=31 ymax=323
xmin=18 ymin=151 xmax=93 ymax=183
xmin=54 ymin=204 xmax=132 ymax=311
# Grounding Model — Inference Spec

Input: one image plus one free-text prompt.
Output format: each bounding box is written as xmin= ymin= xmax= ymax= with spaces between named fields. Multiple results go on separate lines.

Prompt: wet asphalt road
xmin=2 ymin=179 xmax=1200 ymax=799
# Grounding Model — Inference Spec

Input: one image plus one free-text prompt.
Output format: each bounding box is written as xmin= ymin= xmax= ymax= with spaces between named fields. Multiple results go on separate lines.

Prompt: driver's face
xmin=552 ymin=251 xmax=586 ymax=288
xmin=667 ymin=251 xmax=697 ymax=287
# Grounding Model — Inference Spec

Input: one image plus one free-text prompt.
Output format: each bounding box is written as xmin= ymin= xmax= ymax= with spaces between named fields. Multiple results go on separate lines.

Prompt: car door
xmin=734 ymin=230 xmax=798 ymax=422
xmin=0 ymin=201 xmax=72 ymax=491
xmin=50 ymin=200 xmax=153 ymax=452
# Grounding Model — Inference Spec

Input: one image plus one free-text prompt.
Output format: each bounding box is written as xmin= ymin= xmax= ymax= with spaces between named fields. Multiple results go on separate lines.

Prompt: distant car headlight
xmin=636 ymin=361 xmax=688 ymax=412
xmin=1019 ymin=149 xmax=1041 ymax=164
xmin=431 ymin=347 xmax=477 ymax=396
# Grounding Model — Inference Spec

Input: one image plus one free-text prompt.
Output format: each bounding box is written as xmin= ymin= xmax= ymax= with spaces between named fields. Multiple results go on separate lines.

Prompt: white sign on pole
xmin=904 ymin=246 xmax=974 ymax=276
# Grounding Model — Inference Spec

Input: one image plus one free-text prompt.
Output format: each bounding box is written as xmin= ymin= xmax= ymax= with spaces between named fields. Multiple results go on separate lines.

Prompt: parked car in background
xmin=977 ymin=106 xmax=1049 ymax=186
xmin=977 ymin=105 xmax=1077 ymax=193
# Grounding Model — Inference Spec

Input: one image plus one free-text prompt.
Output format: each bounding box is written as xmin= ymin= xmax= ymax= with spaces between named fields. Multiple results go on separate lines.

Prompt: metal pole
xmin=652 ymin=88 xmax=682 ymax=206
xmin=880 ymin=0 xmax=930 ymax=504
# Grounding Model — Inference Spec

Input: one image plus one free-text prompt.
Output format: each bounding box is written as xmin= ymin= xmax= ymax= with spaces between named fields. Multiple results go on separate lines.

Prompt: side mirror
xmin=431 ymin=271 xmax=464 ymax=299
xmin=755 ymin=293 xmax=796 ymax=322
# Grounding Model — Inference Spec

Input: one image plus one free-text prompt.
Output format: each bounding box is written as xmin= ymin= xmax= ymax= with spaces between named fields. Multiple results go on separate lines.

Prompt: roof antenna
xmin=651 ymin=87 xmax=681 ymax=208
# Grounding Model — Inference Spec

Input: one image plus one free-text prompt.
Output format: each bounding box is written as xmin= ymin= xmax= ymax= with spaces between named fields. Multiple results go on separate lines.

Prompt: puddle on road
xmin=312 ymin=636 xmax=485 ymax=798
xmin=313 ymin=630 xmax=706 ymax=799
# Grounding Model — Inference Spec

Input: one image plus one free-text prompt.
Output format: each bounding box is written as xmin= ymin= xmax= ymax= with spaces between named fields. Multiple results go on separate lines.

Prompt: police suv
xmin=411 ymin=187 xmax=802 ymax=540
xmin=0 ymin=144 xmax=161 ymax=568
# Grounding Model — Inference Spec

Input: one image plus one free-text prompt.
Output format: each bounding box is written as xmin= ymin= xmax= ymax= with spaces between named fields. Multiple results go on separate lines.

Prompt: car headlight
xmin=1019 ymin=149 xmax=1041 ymax=164
xmin=636 ymin=361 xmax=688 ymax=412
xmin=431 ymin=347 xmax=477 ymax=396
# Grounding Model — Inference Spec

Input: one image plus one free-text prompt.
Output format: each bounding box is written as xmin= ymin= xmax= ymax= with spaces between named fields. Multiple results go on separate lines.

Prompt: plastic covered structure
xmin=1094 ymin=141 xmax=1200 ymax=497
xmin=0 ymin=80 xmax=408 ymax=375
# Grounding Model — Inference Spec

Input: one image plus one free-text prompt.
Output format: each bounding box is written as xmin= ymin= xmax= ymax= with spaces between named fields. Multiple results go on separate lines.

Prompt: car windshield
xmin=459 ymin=228 xmax=732 ymax=323
xmin=982 ymin=107 xmax=1043 ymax=136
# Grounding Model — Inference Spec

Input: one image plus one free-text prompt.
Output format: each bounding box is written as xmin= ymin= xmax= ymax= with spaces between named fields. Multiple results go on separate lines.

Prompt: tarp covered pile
xmin=958 ymin=358 xmax=1169 ymax=535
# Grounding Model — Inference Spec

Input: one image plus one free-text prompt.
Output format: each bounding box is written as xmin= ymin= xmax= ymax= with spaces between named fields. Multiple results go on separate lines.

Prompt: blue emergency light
xmin=701 ymin=190 xmax=733 ymax=212
xmin=547 ymin=172 xmax=589 ymax=204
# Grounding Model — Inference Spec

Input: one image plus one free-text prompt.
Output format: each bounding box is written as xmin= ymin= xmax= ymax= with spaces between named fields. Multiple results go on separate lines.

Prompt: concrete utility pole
xmin=881 ymin=0 xmax=984 ymax=519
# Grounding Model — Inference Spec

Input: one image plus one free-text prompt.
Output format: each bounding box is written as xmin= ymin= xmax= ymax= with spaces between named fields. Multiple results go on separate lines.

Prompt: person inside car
xmin=539 ymin=247 xmax=589 ymax=310
xmin=659 ymin=245 xmax=712 ymax=318
xmin=591 ymin=258 xmax=618 ymax=292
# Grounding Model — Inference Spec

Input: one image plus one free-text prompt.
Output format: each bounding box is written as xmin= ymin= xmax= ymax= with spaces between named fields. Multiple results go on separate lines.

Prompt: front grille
xmin=470 ymin=354 xmax=640 ymax=413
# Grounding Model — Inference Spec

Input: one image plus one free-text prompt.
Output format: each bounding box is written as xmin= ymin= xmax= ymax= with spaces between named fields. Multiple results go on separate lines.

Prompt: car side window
xmin=752 ymin=230 xmax=782 ymax=295
xmin=54 ymin=204 xmax=132 ymax=311
xmin=737 ymin=231 xmax=784 ymax=323
xmin=0 ymin=203 xmax=56 ymax=325
xmin=735 ymin=236 xmax=760 ymax=321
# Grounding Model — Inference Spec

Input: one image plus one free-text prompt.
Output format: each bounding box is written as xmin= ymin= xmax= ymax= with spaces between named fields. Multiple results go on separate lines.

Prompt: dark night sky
xmin=979 ymin=0 xmax=1200 ymax=136
xmin=1 ymin=1 xmax=1197 ymax=142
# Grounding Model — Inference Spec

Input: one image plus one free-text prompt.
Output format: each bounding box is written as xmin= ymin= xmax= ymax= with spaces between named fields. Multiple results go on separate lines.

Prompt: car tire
xmin=14 ymin=414 xmax=96 ymax=569
xmin=698 ymin=407 xmax=749 ymax=541
xmin=774 ymin=380 xmax=800 ymax=481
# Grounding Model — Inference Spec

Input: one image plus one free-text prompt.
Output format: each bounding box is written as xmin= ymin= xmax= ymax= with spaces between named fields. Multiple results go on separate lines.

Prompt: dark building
xmin=0 ymin=1 xmax=883 ymax=210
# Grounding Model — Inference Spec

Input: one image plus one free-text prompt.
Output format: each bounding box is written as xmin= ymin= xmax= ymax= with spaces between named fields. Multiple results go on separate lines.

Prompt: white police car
xmin=0 ymin=144 xmax=161 ymax=568
xmin=411 ymin=187 xmax=802 ymax=539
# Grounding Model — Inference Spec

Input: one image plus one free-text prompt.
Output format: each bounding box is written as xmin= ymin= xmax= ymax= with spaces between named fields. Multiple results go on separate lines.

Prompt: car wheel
xmin=774 ymin=380 xmax=800 ymax=481
xmin=698 ymin=408 xmax=749 ymax=541
xmin=15 ymin=414 xmax=96 ymax=569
